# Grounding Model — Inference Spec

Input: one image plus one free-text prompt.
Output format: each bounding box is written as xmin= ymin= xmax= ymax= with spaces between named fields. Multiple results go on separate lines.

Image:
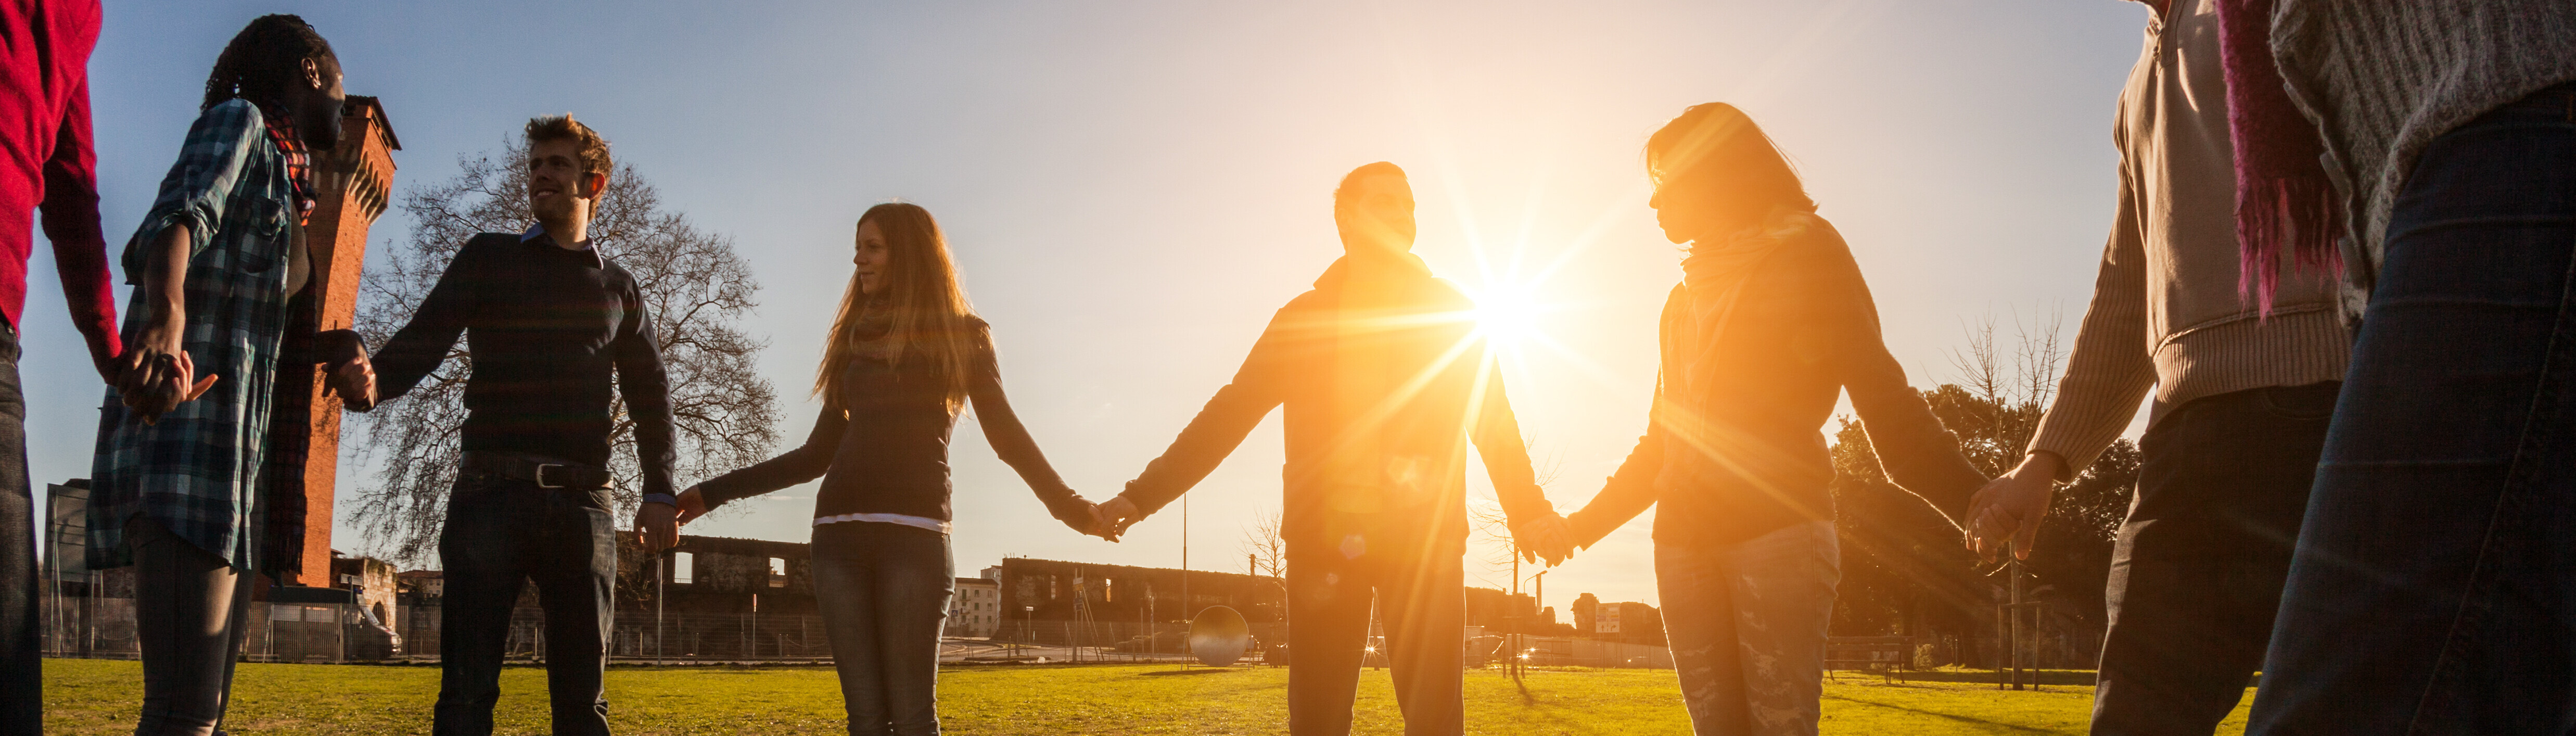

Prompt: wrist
xmin=2021 ymin=451 xmax=2068 ymax=482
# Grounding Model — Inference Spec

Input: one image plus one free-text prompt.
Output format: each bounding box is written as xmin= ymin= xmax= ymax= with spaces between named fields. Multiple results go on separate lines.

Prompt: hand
xmin=1967 ymin=452 xmax=2063 ymax=562
xmin=635 ymin=500 xmax=678 ymax=554
xmin=1095 ymin=495 xmax=1144 ymax=539
xmin=1062 ymin=499 xmax=1120 ymax=542
xmin=635 ymin=486 xmax=708 ymax=554
xmin=673 ymin=486 xmax=709 ymax=526
xmin=116 ymin=335 xmax=216 ymax=425
xmin=1513 ymin=512 xmax=1575 ymax=567
xmin=324 ymin=355 xmax=376 ymax=411
xmin=319 ymin=329 xmax=376 ymax=411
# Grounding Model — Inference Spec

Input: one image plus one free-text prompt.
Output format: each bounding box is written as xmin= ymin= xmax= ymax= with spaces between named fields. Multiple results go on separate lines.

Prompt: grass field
xmin=44 ymin=659 xmax=2252 ymax=734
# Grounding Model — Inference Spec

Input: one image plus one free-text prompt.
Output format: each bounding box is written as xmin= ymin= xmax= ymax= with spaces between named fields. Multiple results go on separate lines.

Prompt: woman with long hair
xmin=652 ymin=202 xmax=1103 ymax=735
xmin=1561 ymin=103 xmax=1984 ymax=735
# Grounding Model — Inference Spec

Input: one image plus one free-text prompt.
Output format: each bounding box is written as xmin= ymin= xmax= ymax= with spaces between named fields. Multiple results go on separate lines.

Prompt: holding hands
xmin=1090 ymin=495 xmax=1143 ymax=542
xmin=318 ymin=329 xmax=377 ymax=412
xmin=1965 ymin=452 xmax=2063 ymax=562
xmin=635 ymin=485 xmax=710 ymax=554
xmin=1056 ymin=496 xmax=1123 ymax=542
xmin=1513 ymin=511 xmax=1576 ymax=567
xmin=115 ymin=319 xmax=217 ymax=425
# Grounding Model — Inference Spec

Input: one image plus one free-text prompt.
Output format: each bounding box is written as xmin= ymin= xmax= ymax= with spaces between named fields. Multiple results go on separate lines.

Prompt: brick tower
xmin=262 ymin=96 xmax=398 ymax=587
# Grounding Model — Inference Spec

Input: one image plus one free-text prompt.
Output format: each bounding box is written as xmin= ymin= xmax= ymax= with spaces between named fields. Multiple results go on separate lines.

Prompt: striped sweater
xmin=2271 ymin=0 xmax=2576 ymax=313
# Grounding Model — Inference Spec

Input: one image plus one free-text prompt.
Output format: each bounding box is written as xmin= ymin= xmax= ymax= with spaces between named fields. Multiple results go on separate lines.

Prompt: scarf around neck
xmin=2213 ymin=0 xmax=2339 ymax=314
xmin=253 ymin=101 xmax=317 ymax=226
xmin=1652 ymin=205 xmax=1819 ymax=495
xmin=1677 ymin=205 xmax=1816 ymax=357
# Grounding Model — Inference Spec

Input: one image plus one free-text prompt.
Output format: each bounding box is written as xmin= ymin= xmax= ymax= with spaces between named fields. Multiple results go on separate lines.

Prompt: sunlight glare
xmin=1471 ymin=284 xmax=1548 ymax=348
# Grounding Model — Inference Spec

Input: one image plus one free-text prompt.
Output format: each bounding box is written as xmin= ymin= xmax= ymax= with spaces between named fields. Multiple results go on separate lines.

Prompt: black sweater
xmin=371 ymin=231 xmax=678 ymax=497
xmin=1566 ymin=219 xmax=1985 ymax=549
xmin=696 ymin=321 xmax=1088 ymax=526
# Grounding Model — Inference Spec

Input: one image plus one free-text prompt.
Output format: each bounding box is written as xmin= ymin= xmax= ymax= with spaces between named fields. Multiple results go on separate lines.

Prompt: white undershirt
xmin=813 ymin=513 xmax=951 ymax=535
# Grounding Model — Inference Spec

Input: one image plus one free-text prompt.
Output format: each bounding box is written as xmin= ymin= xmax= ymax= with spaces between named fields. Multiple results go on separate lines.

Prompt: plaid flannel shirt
xmin=86 ymin=99 xmax=299 ymax=570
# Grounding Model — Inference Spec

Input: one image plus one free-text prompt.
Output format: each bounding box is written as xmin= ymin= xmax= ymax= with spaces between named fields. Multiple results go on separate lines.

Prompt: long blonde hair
xmin=814 ymin=202 xmax=979 ymax=412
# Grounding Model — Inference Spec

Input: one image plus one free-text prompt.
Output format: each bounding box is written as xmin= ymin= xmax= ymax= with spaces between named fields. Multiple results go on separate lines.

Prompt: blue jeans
xmin=0 ymin=327 xmax=30 ymax=735
xmin=2249 ymin=81 xmax=2576 ymax=734
xmin=1657 ymin=521 xmax=1840 ymax=736
xmin=811 ymin=522 xmax=954 ymax=736
xmin=433 ymin=475 xmax=616 ymax=736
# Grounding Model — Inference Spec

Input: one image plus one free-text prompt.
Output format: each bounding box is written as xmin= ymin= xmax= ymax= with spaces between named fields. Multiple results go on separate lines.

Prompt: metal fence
xmin=46 ymin=597 xmax=1680 ymax=669
xmin=42 ymin=597 xmax=398 ymax=664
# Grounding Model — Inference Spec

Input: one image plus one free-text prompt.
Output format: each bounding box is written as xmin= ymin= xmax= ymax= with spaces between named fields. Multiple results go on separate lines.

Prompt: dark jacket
xmin=696 ymin=319 xmax=1089 ymax=526
xmin=372 ymin=230 xmax=679 ymax=497
xmin=1121 ymin=255 xmax=1552 ymax=555
xmin=1566 ymin=219 xmax=1983 ymax=550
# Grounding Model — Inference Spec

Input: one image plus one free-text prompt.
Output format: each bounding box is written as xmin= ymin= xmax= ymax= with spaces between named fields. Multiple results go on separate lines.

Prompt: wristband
xmin=642 ymin=493 xmax=680 ymax=507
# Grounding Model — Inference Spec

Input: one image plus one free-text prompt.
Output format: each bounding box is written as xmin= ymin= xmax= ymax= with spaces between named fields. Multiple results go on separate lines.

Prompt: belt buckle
xmin=534 ymin=463 xmax=566 ymax=489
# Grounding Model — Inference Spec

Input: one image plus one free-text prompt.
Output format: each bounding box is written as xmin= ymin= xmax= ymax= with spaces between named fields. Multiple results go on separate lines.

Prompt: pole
xmin=1180 ymin=493 xmax=1190 ymax=670
xmin=656 ymin=555 xmax=666 ymax=666
xmin=1504 ymin=555 xmax=1514 ymax=679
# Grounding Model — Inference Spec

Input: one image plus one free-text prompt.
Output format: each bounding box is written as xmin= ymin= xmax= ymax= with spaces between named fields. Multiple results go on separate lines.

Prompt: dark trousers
xmin=809 ymin=522 xmax=953 ymax=736
xmin=127 ymin=515 xmax=251 ymax=736
xmin=2250 ymin=81 xmax=2576 ymax=734
xmin=433 ymin=474 xmax=616 ymax=736
xmin=0 ymin=327 xmax=30 ymax=736
xmin=1285 ymin=542 xmax=1464 ymax=736
xmin=2090 ymin=383 xmax=2337 ymax=735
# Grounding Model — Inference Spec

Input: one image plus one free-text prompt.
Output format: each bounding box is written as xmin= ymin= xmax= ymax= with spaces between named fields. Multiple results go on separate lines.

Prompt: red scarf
xmin=256 ymin=104 xmax=316 ymax=226
xmin=2214 ymin=0 xmax=2339 ymax=315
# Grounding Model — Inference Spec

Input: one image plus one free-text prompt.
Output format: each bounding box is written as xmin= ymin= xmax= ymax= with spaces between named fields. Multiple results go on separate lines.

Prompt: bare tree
xmin=1237 ymin=509 xmax=1289 ymax=584
xmin=344 ymin=139 xmax=780 ymax=564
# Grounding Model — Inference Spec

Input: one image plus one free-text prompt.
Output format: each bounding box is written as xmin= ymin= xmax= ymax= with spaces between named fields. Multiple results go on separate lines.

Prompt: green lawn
xmin=43 ymin=659 xmax=2252 ymax=734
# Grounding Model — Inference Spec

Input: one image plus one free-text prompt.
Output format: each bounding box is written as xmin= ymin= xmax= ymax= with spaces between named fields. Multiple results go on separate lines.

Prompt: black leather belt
xmin=459 ymin=451 xmax=610 ymax=490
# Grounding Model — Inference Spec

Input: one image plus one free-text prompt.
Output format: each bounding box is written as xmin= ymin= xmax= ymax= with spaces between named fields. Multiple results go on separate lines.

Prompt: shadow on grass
xmin=1870 ymin=669 xmax=2097 ymax=687
xmin=1822 ymin=693 xmax=2061 ymax=734
xmin=1138 ymin=668 xmax=1253 ymax=677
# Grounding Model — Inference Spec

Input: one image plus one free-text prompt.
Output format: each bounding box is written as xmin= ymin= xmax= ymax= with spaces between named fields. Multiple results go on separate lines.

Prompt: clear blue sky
xmin=30 ymin=0 xmax=2150 ymax=610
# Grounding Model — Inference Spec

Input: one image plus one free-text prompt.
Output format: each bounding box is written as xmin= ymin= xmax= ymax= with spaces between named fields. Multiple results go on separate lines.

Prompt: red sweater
xmin=0 ymin=0 xmax=116 ymax=370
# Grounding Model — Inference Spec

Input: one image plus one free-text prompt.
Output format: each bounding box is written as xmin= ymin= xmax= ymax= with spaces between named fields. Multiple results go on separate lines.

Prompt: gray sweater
xmin=2271 ymin=1 xmax=2576 ymax=314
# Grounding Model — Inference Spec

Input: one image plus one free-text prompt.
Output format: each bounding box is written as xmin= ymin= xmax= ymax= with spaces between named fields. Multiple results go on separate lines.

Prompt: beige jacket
xmin=2023 ymin=0 xmax=2350 ymax=476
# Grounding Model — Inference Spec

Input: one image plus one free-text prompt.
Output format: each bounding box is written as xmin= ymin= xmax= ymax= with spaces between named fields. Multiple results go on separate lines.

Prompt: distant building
xmin=948 ymin=578 xmax=1000 ymax=638
xmin=984 ymin=556 xmax=1287 ymax=628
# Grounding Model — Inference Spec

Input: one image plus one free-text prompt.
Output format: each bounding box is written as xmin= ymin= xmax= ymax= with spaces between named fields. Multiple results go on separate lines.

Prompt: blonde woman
xmin=640 ymin=203 xmax=1103 ymax=735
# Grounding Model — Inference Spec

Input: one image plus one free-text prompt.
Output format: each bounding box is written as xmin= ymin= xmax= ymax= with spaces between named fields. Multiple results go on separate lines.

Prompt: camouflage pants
xmin=1656 ymin=521 xmax=1840 ymax=735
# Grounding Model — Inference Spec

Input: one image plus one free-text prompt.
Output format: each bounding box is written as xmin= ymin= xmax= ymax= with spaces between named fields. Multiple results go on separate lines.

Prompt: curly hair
xmin=201 ymin=15 xmax=337 ymax=112
xmin=526 ymin=115 xmax=614 ymax=176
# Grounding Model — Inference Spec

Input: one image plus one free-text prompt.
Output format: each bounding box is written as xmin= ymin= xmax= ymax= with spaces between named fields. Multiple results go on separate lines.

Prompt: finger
xmin=2014 ymin=514 xmax=2043 ymax=561
xmin=182 ymin=374 xmax=219 ymax=402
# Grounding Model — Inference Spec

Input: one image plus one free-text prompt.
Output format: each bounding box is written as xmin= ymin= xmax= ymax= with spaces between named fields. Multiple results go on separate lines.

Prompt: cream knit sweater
xmin=2271 ymin=0 xmax=2576 ymax=314
xmin=2023 ymin=0 xmax=2351 ymax=477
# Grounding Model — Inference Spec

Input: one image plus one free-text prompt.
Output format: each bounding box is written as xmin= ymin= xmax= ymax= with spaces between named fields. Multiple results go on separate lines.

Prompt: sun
xmin=1470 ymin=283 xmax=1548 ymax=348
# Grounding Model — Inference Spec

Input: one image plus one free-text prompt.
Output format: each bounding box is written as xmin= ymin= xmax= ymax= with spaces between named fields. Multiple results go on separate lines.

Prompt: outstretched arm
xmin=1971 ymin=161 xmax=2156 ymax=560
xmin=39 ymin=75 xmax=118 ymax=382
xmin=369 ymin=239 xmax=488 ymax=404
xmin=1099 ymin=309 xmax=1293 ymax=534
xmin=1812 ymin=240 xmax=1985 ymax=529
xmin=1565 ymin=395 xmax=1669 ymax=549
xmin=965 ymin=325 xmax=1104 ymax=538
xmin=612 ymin=290 xmax=678 ymax=501
xmin=1465 ymin=354 xmax=1570 ymax=563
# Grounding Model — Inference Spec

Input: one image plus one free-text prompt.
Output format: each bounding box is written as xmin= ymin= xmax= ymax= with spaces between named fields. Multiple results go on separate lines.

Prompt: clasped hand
xmin=1513 ymin=512 xmax=1576 ymax=567
xmin=1963 ymin=452 xmax=2062 ymax=562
